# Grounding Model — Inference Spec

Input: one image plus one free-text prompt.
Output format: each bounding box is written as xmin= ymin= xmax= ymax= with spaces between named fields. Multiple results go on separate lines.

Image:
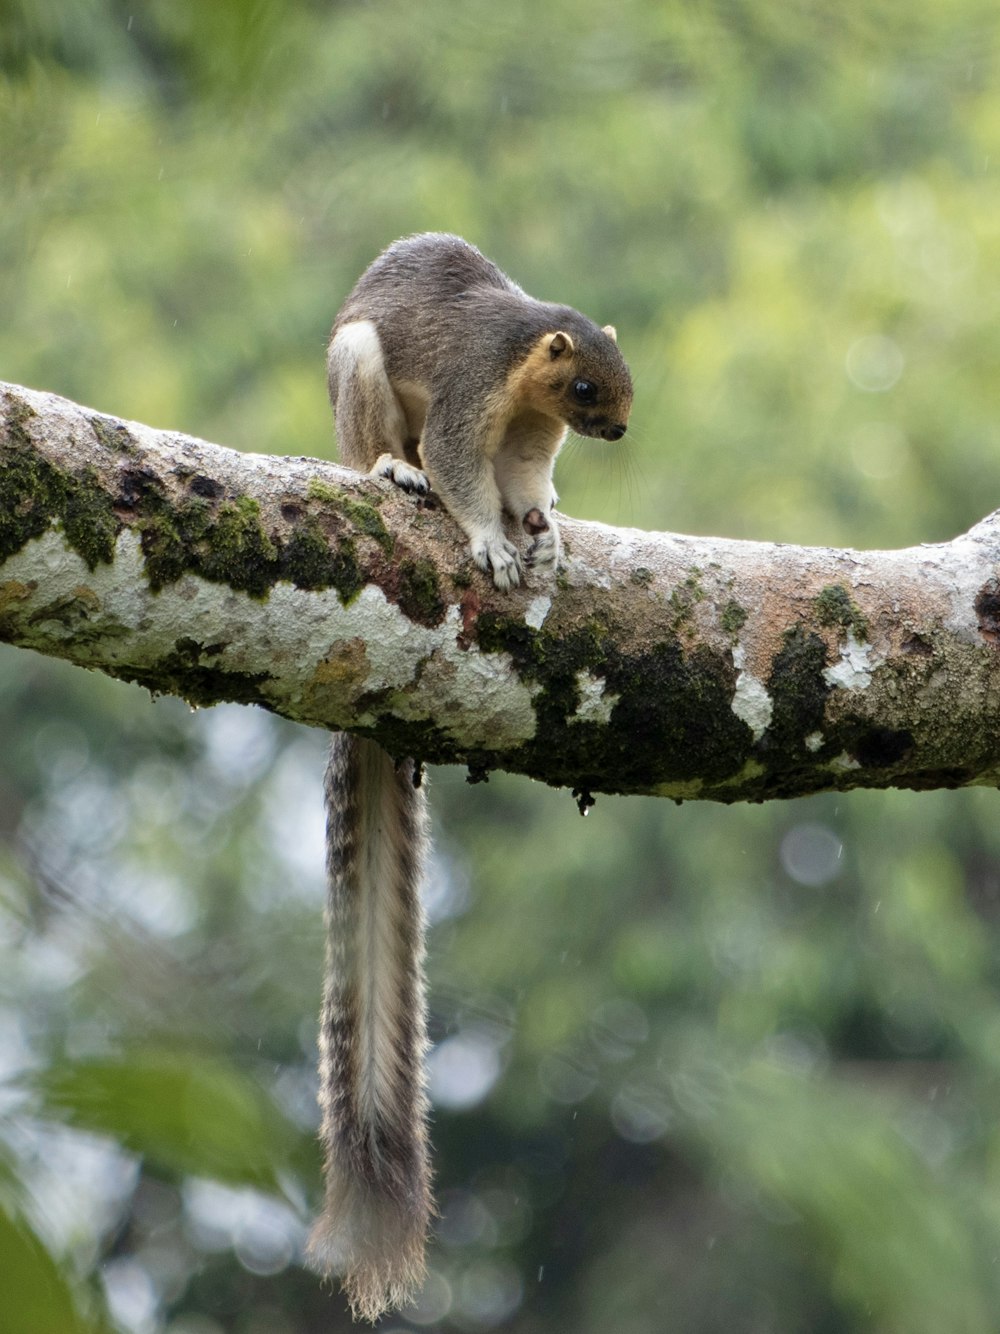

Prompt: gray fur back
xmin=333 ymin=232 xmax=623 ymax=394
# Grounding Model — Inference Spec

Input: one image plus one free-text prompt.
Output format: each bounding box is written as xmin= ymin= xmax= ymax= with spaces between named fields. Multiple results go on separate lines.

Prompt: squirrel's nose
xmin=603 ymin=423 xmax=627 ymax=442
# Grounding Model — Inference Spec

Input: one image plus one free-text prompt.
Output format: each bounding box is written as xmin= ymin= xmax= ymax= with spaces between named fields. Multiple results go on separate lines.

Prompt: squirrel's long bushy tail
xmin=309 ymin=733 xmax=432 ymax=1323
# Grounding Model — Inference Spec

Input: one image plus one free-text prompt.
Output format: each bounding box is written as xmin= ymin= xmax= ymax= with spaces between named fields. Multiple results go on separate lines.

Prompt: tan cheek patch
xmin=508 ymin=339 xmax=574 ymax=414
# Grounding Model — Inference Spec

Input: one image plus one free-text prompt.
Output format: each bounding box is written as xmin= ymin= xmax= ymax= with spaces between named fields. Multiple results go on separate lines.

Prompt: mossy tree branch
xmin=3 ymin=380 xmax=1000 ymax=802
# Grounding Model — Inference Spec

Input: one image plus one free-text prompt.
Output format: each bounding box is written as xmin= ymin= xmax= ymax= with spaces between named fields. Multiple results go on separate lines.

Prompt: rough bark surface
xmin=3 ymin=380 xmax=1000 ymax=802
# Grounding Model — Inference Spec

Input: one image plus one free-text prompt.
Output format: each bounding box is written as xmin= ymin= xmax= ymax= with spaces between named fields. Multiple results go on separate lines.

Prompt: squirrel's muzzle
xmin=602 ymin=423 xmax=627 ymax=442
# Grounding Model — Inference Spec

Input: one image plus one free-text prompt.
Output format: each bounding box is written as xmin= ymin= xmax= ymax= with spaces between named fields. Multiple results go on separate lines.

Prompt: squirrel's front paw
xmin=370 ymin=453 xmax=430 ymax=495
xmin=526 ymin=523 xmax=560 ymax=574
xmin=472 ymin=536 xmax=523 ymax=592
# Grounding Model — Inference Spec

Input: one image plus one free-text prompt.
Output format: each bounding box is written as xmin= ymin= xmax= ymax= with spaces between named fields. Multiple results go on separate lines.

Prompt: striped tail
xmin=308 ymin=733 xmax=432 ymax=1322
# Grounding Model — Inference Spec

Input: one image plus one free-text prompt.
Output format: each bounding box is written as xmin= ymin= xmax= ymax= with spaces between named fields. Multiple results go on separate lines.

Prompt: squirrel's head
xmin=536 ymin=326 xmax=633 ymax=441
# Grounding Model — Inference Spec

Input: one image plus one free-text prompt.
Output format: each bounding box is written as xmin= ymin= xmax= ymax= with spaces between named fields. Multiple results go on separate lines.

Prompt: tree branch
xmin=3 ymin=380 xmax=999 ymax=801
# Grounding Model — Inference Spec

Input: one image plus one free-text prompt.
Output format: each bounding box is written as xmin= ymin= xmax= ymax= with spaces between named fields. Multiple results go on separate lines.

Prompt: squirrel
xmin=308 ymin=233 xmax=633 ymax=1321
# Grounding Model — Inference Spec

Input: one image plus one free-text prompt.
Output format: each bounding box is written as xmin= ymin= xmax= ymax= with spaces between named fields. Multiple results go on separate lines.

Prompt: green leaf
xmin=0 ymin=1204 xmax=105 ymax=1334
xmin=37 ymin=1051 xmax=296 ymax=1190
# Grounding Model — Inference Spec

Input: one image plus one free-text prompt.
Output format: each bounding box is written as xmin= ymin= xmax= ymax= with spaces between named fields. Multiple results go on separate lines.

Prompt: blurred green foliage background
xmin=3 ymin=2 xmax=1000 ymax=1331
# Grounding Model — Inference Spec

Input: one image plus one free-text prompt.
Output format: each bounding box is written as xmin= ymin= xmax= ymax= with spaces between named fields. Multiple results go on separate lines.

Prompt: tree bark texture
xmin=3 ymin=381 xmax=1000 ymax=802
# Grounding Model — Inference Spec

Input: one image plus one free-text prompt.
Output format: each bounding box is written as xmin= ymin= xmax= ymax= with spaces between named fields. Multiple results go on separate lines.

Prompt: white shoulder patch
xmin=329 ymin=320 xmax=385 ymax=378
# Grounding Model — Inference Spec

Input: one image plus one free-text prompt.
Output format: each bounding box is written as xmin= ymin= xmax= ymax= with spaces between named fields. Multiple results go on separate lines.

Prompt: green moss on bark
xmin=307 ymin=478 xmax=394 ymax=554
xmin=0 ymin=398 xmax=118 ymax=570
xmin=814 ymin=583 xmax=869 ymax=641
xmin=764 ymin=625 xmax=830 ymax=760
xmin=126 ymin=472 xmax=366 ymax=604
xmin=137 ymin=495 xmax=214 ymax=591
xmin=475 ymin=609 xmax=752 ymax=791
xmin=396 ymin=557 xmax=446 ymax=624
xmin=90 ymin=415 xmax=139 ymax=456
xmin=196 ymin=496 xmax=278 ymax=597
xmin=115 ymin=656 xmax=274 ymax=710
xmin=721 ymin=599 xmax=748 ymax=635
xmin=61 ymin=465 xmax=119 ymax=568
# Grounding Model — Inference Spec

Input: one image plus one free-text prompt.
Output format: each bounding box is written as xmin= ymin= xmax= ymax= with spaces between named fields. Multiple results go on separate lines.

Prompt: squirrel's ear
xmin=546 ymin=331 xmax=574 ymax=359
xmin=602 ymin=324 xmax=618 ymax=343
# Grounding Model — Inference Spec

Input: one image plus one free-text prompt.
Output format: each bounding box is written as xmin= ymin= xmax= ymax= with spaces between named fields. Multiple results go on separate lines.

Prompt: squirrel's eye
xmin=572 ymin=380 xmax=597 ymax=405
